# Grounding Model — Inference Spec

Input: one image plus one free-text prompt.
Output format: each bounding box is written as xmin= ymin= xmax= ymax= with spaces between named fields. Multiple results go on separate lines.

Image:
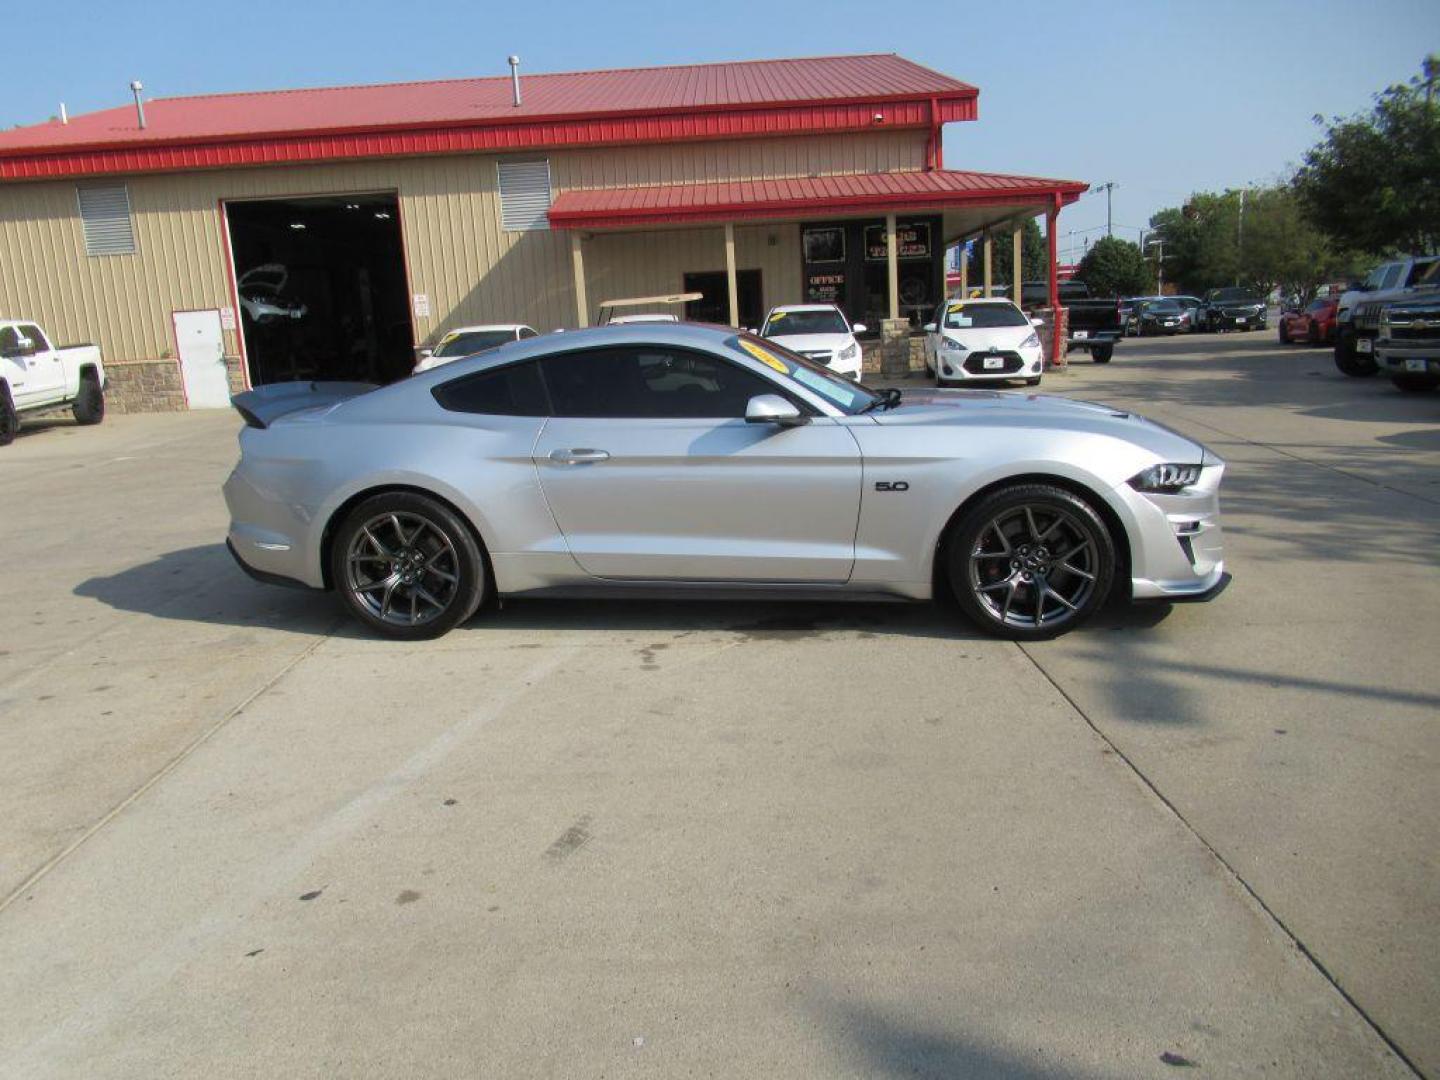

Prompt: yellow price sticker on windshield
xmin=947 ymin=302 xmax=966 ymax=313
xmin=738 ymin=338 xmax=790 ymax=373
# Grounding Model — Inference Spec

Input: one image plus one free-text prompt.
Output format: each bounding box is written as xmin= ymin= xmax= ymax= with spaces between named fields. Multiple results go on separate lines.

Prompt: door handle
xmin=549 ymin=448 xmax=610 ymax=464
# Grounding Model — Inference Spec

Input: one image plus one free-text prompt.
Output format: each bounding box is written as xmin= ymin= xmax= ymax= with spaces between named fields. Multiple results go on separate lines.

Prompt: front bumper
xmin=1376 ymin=342 xmax=1440 ymax=375
xmin=1120 ymin=460 xmax=1227 ymax=603
xmin=937 ymin=347 xmax=1044 ymax=381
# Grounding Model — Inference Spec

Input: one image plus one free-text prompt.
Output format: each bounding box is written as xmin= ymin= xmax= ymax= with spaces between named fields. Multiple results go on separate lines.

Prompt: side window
xmin=1405 ymin=261 xmax=1436 ymax=288
xmin=19 ymin=324 xmax=48 ymax=351
xmin=518 ymin=327 xmax=538 ymax=339
xmin=540 ymin=347 xmax=780 ymax=419
xmin=432 ymin=360 xmax=549 ymax=416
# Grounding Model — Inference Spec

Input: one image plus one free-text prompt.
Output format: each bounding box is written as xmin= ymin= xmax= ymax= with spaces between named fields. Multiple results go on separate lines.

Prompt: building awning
xmin=548 ymin=169 xmax=1088 ymax=232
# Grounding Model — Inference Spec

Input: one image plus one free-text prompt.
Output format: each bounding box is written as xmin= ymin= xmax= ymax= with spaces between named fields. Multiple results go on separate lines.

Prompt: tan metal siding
xmin=0 ymin=131 xmax=925 ymax=362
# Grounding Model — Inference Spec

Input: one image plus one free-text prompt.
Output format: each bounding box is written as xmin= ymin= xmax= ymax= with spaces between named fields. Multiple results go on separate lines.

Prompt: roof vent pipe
xmin=508 ymin=56 xmax=522 ymax=107
xmin=130 ymin=80 xmax=147 ymax=129
xmin=59 ymin=102 xmax=68 ymax=125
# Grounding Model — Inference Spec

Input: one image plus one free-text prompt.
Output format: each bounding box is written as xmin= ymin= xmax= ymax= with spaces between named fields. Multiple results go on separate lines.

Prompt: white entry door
xmin=173 ymin=309 xmax=231 ymax=409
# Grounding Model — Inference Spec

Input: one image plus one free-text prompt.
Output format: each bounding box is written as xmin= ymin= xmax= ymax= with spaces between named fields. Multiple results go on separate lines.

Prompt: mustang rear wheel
xmin=947 ymin=484 xmax=1116 ymax=640
xmin=331 ymin=492 xmax=486 ymax=639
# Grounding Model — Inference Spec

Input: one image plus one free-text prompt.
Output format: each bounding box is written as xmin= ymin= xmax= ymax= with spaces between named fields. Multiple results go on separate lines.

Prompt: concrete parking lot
xmin=1 ymin=331 xmax=1435 ymax=1079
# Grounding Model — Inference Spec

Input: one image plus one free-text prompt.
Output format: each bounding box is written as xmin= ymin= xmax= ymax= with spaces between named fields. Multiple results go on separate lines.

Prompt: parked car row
xmin=1332 ymin=255 xmax=1440 ymax=392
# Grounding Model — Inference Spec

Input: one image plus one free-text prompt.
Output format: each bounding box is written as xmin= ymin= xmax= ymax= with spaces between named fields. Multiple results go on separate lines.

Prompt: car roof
xmin=445 ymin=324 xmax=529 ymax=333
xmin=768 ymin=303 xmax=840 ymax=313
xmin=947 ymin=298 xmax=1017 ymax=306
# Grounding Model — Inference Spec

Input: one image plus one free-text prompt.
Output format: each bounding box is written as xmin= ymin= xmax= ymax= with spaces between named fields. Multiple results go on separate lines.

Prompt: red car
xmin=1278 ymin=298 xmax=1338 ymax=345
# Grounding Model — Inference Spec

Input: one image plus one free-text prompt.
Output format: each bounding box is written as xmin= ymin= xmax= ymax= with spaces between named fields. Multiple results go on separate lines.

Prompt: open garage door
xmin=225 ymin=193 xmax=413 ymax=387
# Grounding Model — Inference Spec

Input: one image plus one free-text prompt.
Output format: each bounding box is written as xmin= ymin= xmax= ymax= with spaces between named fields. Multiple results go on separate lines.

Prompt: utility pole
xmin=1235 ymin=186 xmax=1248 ymax=286
xmin=1096 ymin=182 xmax=1116 ymax=238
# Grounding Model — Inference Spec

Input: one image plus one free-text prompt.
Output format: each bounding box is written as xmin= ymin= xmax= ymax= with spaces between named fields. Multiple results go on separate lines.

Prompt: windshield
xmin=943 ymin=302 xmax=1028 ymax=329
xmin=1207 ymin=288 xmax=1261 ymax=304
xmin=433 ymin=329 xmax=515 ymax=357
xmin=762 ymin=309 xmax=849 ymax=336
xmin=729 ymin=334 xmax=878 ymax=415
xmin=1142 ymin=300 xmax=1181 ymax=313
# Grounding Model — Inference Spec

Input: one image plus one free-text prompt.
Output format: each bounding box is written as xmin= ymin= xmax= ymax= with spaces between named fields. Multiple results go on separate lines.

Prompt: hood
xmin=939 ymin=323 xmax=1035 ymax=348
xmin=871 ymin=389 xmax=1212 ymax=463
xmin=766 ymin=332 xmax=854 ymax=352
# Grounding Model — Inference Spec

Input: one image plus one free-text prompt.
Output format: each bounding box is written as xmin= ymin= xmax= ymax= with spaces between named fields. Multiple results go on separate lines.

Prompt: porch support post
xmin=724 ymin=222 xmax=739 ymax=328
xmin=1047 ymin=197 xmax=1062 ymax=366
xmin=1012 ymin=224 xmax=1023 ymax=302
xmin=885 ymin=213 xmax=899 ymax=320
xmin=569 ymin=231 xmax=589 ymax=327
xmin=959 ymin=241 xmax=968 ymax=296
xmin=982 ymin=230 xmax=993 ymax=298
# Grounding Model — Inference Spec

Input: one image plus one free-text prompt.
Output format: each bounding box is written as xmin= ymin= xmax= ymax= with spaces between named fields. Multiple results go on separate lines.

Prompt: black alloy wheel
xmin=947 ymin=483 xmax=1116 ymax=640
xmin=331 ymin=492 xmax=487 ymax=639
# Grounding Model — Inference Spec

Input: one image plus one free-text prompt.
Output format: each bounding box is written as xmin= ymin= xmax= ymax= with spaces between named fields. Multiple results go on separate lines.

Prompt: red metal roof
xmin=0 ymin=54 xmax=977 ymax=180
xmin=547 ymin=170 xmax=1088 ymax=229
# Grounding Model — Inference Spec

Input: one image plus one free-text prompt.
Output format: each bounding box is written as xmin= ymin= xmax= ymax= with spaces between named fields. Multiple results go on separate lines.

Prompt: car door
xmin=924 ymin=302 xmax=946 ymax=372
xmin=6 ymin=325 xmax=65 ymax=406
xmin=532 ymin=344 xmax=863 ymax=582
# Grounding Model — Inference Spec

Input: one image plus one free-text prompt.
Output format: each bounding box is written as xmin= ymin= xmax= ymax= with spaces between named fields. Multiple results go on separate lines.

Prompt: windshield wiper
xmin=860 ymin=387 xmax=903 ymax=413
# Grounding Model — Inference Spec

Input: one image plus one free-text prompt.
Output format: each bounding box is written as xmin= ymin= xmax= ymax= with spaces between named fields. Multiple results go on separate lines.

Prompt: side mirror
xmin=852 ymin=322 xmax=868 ymax=334
xmin=1031 ymin=317 xmax=1044 ymax=327
xmin=419 ymin=348 xmax=434 ymax=359
xmin=745 ymin=394 xmax=808 ymax=427
xmin=922 ymin=322 xmax=936 ymax=333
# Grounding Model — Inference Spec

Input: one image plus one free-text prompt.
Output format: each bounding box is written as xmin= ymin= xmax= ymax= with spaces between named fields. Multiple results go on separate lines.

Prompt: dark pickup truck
xmin=1057 ymin=282 xmax=1122 ymax=363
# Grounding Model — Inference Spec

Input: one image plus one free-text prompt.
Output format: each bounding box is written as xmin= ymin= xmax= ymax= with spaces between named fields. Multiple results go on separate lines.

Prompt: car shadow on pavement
xmin=74 ymin=543 xmax=341 ymax=635
xmin=75 ymin=544 xmax=1175 ymax=643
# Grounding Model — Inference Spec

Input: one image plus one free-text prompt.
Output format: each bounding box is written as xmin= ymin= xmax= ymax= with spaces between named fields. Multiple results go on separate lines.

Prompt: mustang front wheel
xmin=948 ymin=484 xmax=1116 ymax=640
xmin=331 ymin=492 xmax=486 ymax=639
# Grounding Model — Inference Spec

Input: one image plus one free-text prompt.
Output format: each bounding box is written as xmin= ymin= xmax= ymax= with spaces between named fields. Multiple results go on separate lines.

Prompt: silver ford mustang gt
xmin=224 ymin=323 xmax=1225 ymax=641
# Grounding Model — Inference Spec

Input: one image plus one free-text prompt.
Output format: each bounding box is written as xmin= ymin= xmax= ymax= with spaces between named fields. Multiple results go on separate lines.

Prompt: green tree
xmin=1073 ymin=236 xmax=1150 ymax=297
xmin=986 ymin=217 xmax=1048 ymax=286
xmin=1293 ymin=55 xmax=1440 ymax=254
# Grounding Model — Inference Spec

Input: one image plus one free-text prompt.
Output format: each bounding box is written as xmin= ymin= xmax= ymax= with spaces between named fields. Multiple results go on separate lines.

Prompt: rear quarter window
xmin=432 ymin=361 xmax=549 ymax=416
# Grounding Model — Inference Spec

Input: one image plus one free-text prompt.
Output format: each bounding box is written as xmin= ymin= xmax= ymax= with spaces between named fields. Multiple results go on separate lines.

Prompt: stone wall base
xmin=103 ymin=356 xmax=247 ymax=413
xmin=861 ymin=334 xmax=926 ymax=376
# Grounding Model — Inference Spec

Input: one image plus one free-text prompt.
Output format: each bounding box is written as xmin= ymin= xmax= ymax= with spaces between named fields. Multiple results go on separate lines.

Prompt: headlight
xmin=1128 ymin=463 xmax=1203 ymax=493
xmin=943 ymin=338 xmax=966 ymax=352
xmin=839 ymin=342 xmax=859 ymax=362
xmin=1020 ymin=332 xmax=1041 ymax=349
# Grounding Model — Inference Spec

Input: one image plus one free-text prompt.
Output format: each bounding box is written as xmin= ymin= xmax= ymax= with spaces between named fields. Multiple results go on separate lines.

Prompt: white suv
xmin=759 ymin=304 xmax=866 ymax=379
xmin=923 ymin=299 xmax=1045 ymax=386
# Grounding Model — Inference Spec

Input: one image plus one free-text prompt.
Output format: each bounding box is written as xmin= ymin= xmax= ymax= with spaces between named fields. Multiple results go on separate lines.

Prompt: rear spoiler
xmin=231 ymin=380 xmax=377 ymax=429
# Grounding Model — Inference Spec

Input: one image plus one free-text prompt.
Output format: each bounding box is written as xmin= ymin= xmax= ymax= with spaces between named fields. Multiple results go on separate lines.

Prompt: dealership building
xmin=0 ymin=54 xmax=1085 ymax=411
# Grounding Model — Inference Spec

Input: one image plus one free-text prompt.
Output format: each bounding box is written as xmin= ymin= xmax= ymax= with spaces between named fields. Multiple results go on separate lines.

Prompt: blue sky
xmin=8 ymin=0 xmax=1437 ymax=261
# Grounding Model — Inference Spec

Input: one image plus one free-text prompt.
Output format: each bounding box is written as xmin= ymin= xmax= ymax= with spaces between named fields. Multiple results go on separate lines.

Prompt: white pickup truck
xmin=0 ymin=319 xmax=106 ymax=446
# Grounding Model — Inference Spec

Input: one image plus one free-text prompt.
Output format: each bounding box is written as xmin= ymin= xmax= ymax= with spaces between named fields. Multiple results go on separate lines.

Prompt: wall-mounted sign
xmin=805 ymin=272 xmax=845 ymax=303
xmin=864 ymin=222 xmax=931 ymax=261
xmin=219 ymin=307 xmax=236 ymax=331
xmin=802 ymin=226 xmax=845 ymax=263
xmin=413 ymin=293 xmax=430 ymax=318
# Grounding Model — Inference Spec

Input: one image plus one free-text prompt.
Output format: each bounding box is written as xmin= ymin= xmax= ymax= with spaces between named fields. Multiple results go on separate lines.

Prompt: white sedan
xmin=759 ymin=304 xmax=866 ymax=379
xmin=923 ymin=299 xmax=1046 ymax=386
xmin=414 ymin=324 xmax=538 ymax=373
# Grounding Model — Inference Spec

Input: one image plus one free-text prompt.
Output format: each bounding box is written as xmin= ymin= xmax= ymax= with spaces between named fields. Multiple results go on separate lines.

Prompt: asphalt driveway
xmin=0 ymin=331 xmax=1434 ymax=1078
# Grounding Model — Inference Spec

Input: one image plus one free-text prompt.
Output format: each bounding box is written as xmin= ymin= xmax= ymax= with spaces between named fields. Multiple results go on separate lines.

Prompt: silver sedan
xmin=224 ymin=323 xmax=1226 ymax=640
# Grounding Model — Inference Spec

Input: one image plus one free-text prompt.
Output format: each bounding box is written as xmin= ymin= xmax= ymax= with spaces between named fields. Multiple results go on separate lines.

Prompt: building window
xmin=497 ymin=160 xmax=552 ymax=232
xmin=76 ymin=184 xmax=137 ymax=256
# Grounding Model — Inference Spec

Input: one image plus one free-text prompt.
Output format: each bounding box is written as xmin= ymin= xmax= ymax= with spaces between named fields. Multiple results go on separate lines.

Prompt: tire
xmin=71 ymin=371 xmax=105 ymax=425
xmin=1307 ymin=323 xmax=1321 ymax=346
xmin=1092 ymin=345 xmax=1113 ymax=364
xmin=1278 ymin=321 xmax=1290 ymax=344
xmin=945 ymin=483 xmax=1116 ymax=641
xmin=0 ymin=384 xmax=17 ymax=447
xmin=1392 ymin=373 xmax=1440 ymax=393
xmin=329 ymin=491 xmax=487 ymax=639
xmin=1023 ymin=377 xmax=1041 ymax=387
xmin=1334 ymin=330 xmax=1377 ymax=377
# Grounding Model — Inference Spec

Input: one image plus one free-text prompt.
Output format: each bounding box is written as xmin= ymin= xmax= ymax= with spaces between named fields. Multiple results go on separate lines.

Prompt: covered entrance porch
xmin=548 ymin=169 xmax=1087 ymax=365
